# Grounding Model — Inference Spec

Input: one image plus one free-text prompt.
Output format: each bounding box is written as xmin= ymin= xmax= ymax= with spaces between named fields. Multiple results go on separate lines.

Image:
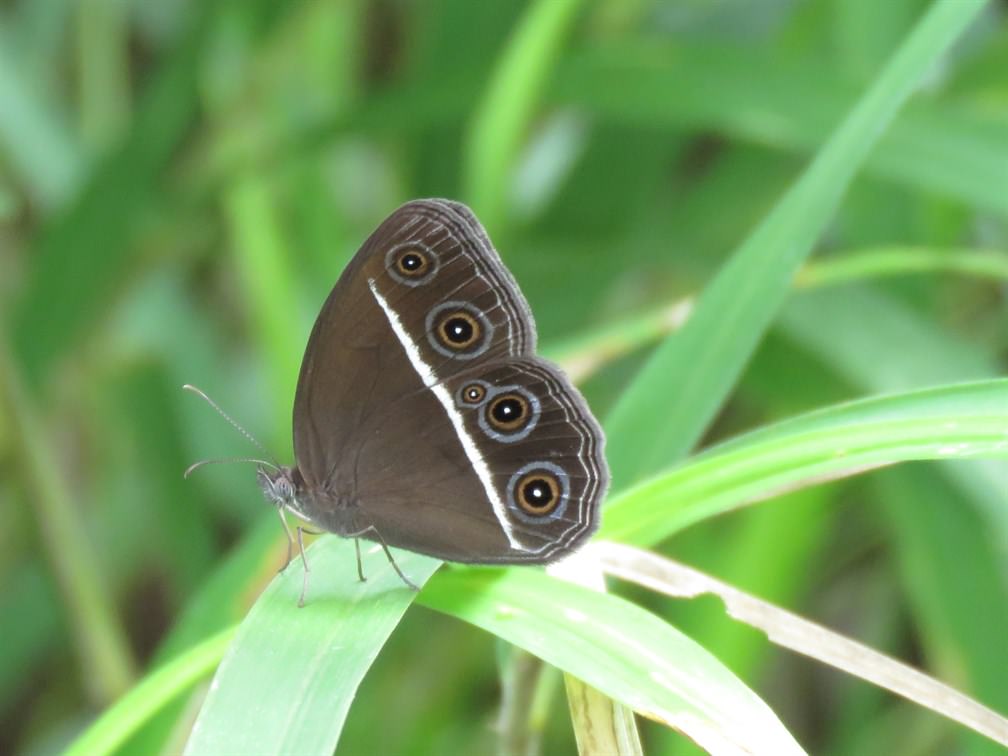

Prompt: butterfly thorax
xmin=257 ymin=464 xmax=362 ymax=535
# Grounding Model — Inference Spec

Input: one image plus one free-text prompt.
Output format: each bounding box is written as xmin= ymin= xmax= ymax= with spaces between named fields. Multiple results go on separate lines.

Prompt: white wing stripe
xmin=367 ymin=278 xmax=524 ymax=551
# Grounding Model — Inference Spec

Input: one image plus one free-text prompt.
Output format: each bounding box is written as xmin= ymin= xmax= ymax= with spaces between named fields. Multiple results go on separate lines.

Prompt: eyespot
xmin=507 ymin=461 xmax=570 ymax=524
xmin=425 ymin=301 xmax=492 ymax=359
xmin=488 ymin=393 xmax=529 ymax=431
xmin=439 ymin=311 xmax=479 ymax=347
xmin=458 ymin=382 xmax=488 ymax=405
xmin=476 ymin=385 xmax=539 ymax=442
xmin=518 ymin=474 xmax=559 ymax=514
xmin=386 ymin=243 xmax=438 ymax=285
xmin=397 ymin=250 xmax=427 ymax=275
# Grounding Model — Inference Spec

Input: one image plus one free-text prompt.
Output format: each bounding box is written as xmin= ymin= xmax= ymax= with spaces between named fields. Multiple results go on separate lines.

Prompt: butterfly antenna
xmin=183 ymin=384 xmax=281 ymax=469
xmin=184 ymin=457 xmax=281 ymax=479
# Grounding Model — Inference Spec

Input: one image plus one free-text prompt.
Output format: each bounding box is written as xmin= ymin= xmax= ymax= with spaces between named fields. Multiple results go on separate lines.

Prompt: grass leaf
xmin=602 ymin=379 xmax=1008 ymax=546
xmin=420 ymin=566 xmax=807 ymax=755
xmin=603 ymin=0 xmax=989 ymax=486
xmin=182 ymin=541 xmax=439 ymax=755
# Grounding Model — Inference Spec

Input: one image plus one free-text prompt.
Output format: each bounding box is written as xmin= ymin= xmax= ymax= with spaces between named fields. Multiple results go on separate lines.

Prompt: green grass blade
xmin=603 ymin=0 xmax=989 ymax=487
xmin=878 ymin=468 xmax=1008 ymax=751
xmin=601 ymin=379 xmax=1008 ymax=546
xmin=76 ymin=0 xmax=130 ymax=148
xmin=0 ymin=36 xmax=82 ymax=208
xmin=65 ymin=627 xmax=237 ymax=756
xmin=420 ymin=567 xmax=806 ymax=755
xmin=777 ymin=286 xmax=1008 ymax=752
xmin=0 ymin=564 xmax=63 ymax=712
xmin=224 ymin=177 xmax=303 ymax=442
xmin=779 ymin=285 xmax=1008 ymax=543
xmin=183 ymin=541 xmax=440 ymax=755
xmin=9 ymin=5 xmax=217 ymax=382
xmin=181 ymin=536 xmax=810 ymax=754
xmin=780 ymin=286 xmax=1000 ymax=390
xmin=0 ymin=335 xmax=136 ymax=704
xmin=116 ymin=517 xmax=286 ymax=755
xmin=594 ymin=542 xmax=1008 ymax=749
xmin=553 ymin=44 xmax=1008 ymax=218
xmin=463 ymin=0 xmax=585 ymax=233
xmin=547 ymin=246 xmax=1008 ymax=384
xmin=154 ymin=516 xmax=286 ymax=661
xmin=793 ymin=247 xmax=1008 ymax=287
xmin=8 ymin=0 xmax=303 ymax=382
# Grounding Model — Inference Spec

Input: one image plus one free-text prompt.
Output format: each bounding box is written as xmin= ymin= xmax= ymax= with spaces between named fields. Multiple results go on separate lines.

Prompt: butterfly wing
xmin=291 ymin=199 xmax=607 ymax=562
xmin=348 ymin=357 xmax=608 ymax=562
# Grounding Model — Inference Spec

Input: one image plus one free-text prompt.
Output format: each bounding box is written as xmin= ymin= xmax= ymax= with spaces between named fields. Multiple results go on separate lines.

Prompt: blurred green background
xmin=1 ymin=0 xmax=1006 ymax=754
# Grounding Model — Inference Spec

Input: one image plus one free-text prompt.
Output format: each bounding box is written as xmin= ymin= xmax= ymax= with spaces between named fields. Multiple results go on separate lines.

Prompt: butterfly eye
xmin=516 ymin=473 xmax=561 ymax=516
xmin=488 ymin=393 xmax=529 ymax=431
xmin=459 ymin=383 xmax=487 ymax=405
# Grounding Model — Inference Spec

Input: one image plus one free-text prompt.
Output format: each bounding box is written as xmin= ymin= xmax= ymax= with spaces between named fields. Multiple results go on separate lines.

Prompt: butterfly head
xmin=257 ymin=464 xmax=298 ymax=509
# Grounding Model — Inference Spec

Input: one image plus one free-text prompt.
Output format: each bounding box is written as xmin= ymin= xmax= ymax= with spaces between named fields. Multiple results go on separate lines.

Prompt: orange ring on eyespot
xmin=460 ymin=382 xmax=487 ymax=405
xmin=516 ymin=473 xmax=560 ymax=515
xmin=437 ymin=311 xmax=481 ymax=349
xmin=487 ymin=393 xmax=529 ymax=431
xmin=395 ymin=248 xmax=429 ymax=277
xmin=426 ymin=301 xmax=492 ymax=359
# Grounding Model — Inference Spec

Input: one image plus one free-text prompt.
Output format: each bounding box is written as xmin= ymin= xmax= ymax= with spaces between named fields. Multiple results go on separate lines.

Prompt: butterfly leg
xmin=296 ymin=525 xmax=311 ymax=608
xmin=276 ymin=506 xmax=296 ymax=573
xmin=347 ymin=526 xmax=420 ymax=591
xmin=354 ymin=538 xmax=366 ymax=582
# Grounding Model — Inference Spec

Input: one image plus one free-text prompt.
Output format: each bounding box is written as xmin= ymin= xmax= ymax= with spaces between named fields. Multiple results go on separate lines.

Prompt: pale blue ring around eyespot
xmin=385 ymin=242 xmax=439 ymax=286
xmin=425 ymin=300 xmax=493 ymax=360
xmin=506 ymin=461 xmax=570 ymax=525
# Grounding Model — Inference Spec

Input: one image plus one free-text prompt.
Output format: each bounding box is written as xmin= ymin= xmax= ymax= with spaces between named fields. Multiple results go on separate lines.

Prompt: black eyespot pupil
xmin=492 ymin=397 xmax=524 ymax=423
xmin=464 ymin=386 xmax=483 ymax=402
xmin=523 ymin=478 xmax=553 ymax=508
xmin=444 ymin=316 xmax=473 ymax=343
xmin=400 ymin=252 xmax=423 ymax=272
